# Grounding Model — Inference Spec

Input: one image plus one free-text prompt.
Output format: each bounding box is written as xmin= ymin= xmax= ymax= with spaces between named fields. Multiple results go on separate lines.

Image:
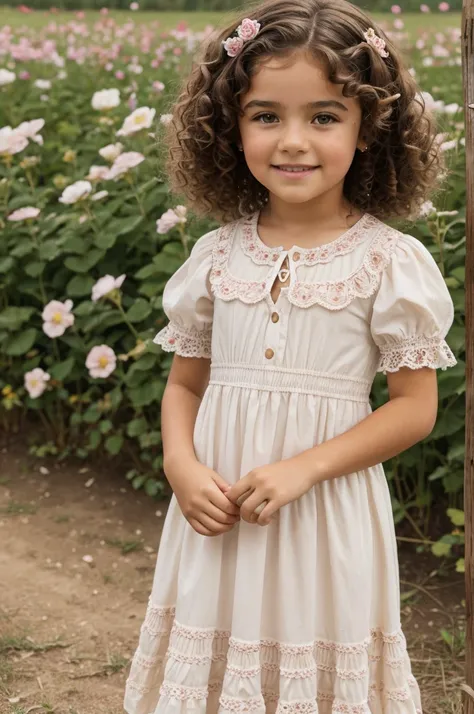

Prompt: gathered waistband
xmin=209 ymin=363 xmax=372 ymax=403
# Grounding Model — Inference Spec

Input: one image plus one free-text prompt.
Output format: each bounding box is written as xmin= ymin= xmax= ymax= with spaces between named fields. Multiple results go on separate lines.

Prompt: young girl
xmin=124 ymin=0 xmax=457 ymax=711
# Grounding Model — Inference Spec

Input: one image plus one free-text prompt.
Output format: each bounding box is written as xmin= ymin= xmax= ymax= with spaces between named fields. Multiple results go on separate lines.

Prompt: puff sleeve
xmin=370 ymin=234 xmax=457 ymax=374
xmin=153 ymin=228 xmax=217 ymax=359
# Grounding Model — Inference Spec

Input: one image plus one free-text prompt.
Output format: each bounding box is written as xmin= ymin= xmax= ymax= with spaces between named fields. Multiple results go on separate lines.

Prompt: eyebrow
xmin=242 ymin=99 xmax=349 ymax=112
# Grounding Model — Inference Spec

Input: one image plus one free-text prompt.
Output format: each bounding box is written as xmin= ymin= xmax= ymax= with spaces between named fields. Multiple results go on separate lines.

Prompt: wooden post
xmin=462 ymin=0 xmax=474 ymax=711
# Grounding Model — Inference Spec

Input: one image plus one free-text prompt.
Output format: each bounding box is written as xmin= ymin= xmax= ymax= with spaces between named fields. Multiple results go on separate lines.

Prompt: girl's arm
xmin=297 ymin=366 xmax=439 ymax=485
xmin=161 ymin=354 xmax=210 ymax=475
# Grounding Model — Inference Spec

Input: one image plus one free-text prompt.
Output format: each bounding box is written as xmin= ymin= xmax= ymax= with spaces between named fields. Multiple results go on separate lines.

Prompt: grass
xmin=1 ymin=500 xmax=37 ymax=516
xmin=0 ymin=7 xmax=463 ymax=33
xmin=105 ymin=537 xmax=143 ymax=554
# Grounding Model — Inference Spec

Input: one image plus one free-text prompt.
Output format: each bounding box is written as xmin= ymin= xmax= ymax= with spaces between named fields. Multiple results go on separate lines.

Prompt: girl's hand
xmin=224 ymin=458 xmax=314 ymax=526
xmin=165 ymin=456 xmax=241 ymax=537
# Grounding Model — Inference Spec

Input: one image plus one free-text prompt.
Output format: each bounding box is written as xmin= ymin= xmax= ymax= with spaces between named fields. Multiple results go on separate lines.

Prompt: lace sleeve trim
xmin=154 ymin=321 xmax=212 ymax=359
xmin=376 ymin=335 xmax=457 ymax=374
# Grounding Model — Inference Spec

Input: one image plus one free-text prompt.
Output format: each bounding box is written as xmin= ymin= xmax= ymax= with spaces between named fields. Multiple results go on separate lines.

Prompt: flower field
xmin=0 ymin=7 xmax=468 ymax=542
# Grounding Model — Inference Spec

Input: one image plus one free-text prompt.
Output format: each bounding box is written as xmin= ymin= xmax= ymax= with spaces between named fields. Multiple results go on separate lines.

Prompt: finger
xmin=235 ymin=487 xmax=254 ymax=508
xmin=188 ymin=518 xmax=214 ymax=537
xmin=239 ymin=491 xmax=266 ymax=520
xmin=256 ymin=501 xmax=278 ymax=527
xmin=208 ymin=489 xmax=241 ymax=516
xmin=199 ymin=512 xmax=236 ymax=534
xmin=204 ymin=501 xmax=241 ymax=525
xmin=226 ymin=478 xmax=252 ymax=505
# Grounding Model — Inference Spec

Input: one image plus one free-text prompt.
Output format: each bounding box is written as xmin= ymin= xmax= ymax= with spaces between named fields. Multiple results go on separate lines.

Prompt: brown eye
xmin=253 ymin=113 xmax=278 ymax=124
xmin=314 ymin=114 xmax=337 ymax=125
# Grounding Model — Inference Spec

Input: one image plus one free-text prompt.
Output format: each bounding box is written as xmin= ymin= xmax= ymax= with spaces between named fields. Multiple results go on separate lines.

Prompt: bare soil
xmin=0 ymin=445 xmax=467 ymax=714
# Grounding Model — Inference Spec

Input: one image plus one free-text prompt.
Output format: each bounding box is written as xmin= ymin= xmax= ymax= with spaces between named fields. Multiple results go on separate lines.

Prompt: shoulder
xmin=367 ymin=218 xmax=437 ymax=271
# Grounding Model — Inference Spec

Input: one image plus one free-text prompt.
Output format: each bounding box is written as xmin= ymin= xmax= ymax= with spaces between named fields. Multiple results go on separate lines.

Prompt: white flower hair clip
xmin=222 ymin=18 xmax=261 ymax=58
xmin=363 ymin=27 xmax=389 ymax=58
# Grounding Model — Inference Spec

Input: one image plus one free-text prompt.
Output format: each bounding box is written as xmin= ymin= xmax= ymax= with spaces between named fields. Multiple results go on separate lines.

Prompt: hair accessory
xmin=363 ymin=27 xmax=389 ymax=58
xmin=222 ymin=18 xmax=261 ymax=57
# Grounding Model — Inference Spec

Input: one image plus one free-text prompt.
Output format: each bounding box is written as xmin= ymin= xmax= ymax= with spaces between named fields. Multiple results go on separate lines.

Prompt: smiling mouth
xmin=271 ymin=165 xmax=320 ymax=174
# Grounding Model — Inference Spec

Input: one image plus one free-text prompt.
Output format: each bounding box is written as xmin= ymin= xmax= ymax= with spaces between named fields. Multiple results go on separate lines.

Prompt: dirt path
xmin=0 ymin=445 xmax=467 ymax=714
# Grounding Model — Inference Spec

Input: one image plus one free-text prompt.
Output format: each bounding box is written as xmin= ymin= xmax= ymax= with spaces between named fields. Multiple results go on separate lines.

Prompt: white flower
xmin=0 ymin=126 xmax=29 ymax=156
xmin=440 ymin=139 xmax=457 ymax=152
xmin=82 ymin=554 xmax=94 ymax=563
xmin=7 ymin=206 xmax=40 ymax=221
xmin=92 ymin=274 xmax=126 ymax=302
xmin=116 ymin=106 xmax=156 ymax=136
xmin=99 ymin=142 xmax=123 ymax=162
xmin=130 ymin=1 xmax=139 ymax=8
xmin=159 ymin=113 xmax=173 ymax=125
xmin=92 ymin=190 xmax=109 ymax=201
xmin=107 ymin=151 xmax=145 ymax=180
xmin=34 ymin=79 xmax=52 ymax=90
xmin=91 ymin=88 xmax=120 ymax=111
xmin=42 ymin=299 xmax=74 ymax=338
xmin=0 ymin=69 xmax=16 ymax=86
xmin=86 ymin=345 xmax=117 ymax=378
xmin=418 ymin=200 xmax=436 ymax=218
xmin=127 ymin=64 xmax=143 ymax=74
xmin=24 ymin=368 xmax=50 ymax=399
xmin=86 ymin=165 xmax=110 ymax=181
xmin=156 ymin=205 xmax=187 ymax=234
xmin=58 ymin=180 xmax=92 ymax=204
xmin=15 ymin=118 xmax=45 ymax=146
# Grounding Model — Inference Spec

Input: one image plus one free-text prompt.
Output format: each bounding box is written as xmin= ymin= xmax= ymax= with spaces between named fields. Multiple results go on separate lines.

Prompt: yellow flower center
xmin=52 ymin=312 xmax=63 ymax=324
xmin=133 ymin=113 xmax=145 ymax=124
xmin=30 ymin=379 xmax=38 ymax=388
xmin=98 ymin=356 xmax=109 ymax=368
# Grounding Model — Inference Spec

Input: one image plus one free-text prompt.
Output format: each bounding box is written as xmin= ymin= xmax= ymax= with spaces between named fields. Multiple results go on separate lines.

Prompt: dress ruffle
xmin=124 ymin=604 xmax=422 ymax=714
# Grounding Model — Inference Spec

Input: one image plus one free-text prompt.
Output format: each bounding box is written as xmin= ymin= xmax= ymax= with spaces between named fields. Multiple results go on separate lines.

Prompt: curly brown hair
xmin=163 ymin=0 xmax=447 ymax=225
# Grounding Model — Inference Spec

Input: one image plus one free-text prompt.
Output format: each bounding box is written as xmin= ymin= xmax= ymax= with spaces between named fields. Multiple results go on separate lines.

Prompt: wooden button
xmin=271 ymin=312 xmax=279 ymax=323
xmin=293 ymin=252 xmax=301 ymax=262
xmin=265 ymin=348 xmax=274 ymax=359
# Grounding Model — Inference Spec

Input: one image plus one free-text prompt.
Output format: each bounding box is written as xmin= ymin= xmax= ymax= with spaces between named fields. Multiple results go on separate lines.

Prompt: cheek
xmin=243 ymin=131 xmax=273 ymax=163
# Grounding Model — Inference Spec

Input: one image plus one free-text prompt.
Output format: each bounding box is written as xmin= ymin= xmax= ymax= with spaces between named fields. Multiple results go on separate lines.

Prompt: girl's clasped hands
xmin=169 ymin=455 xmax=315 ymax=536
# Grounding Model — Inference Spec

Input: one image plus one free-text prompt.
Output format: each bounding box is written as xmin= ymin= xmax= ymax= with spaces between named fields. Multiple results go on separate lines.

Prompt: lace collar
xmin=241 ymin=211 xmax=378 ymax=266
xmin=210 ymin=219 xmax=401 ymax=311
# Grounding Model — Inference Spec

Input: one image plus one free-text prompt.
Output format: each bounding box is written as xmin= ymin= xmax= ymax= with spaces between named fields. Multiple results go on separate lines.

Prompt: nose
xmin=277 ymin=121 xmax=311 ymax=154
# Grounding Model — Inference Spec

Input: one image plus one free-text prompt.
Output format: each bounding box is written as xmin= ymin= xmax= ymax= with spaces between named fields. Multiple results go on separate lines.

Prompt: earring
xmin=238 ymin=144 xmax=243 ymax=151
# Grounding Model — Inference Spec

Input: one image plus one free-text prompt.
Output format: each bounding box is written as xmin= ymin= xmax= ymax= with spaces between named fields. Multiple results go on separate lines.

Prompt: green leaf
xmin=83 ymin=405 xmax=101 ymax=424
xmin=126 ymin=298 xmax=152 ymax=323
xmin=139 ymin=430 xmax=161 ymax=448
xmin=95 ymin=233 xmax=117 ymax=250
xmin=431 ymin=541 xmax=451 ymax=557
xmin=105 ymin=215 xmax=143 ymax=239
xmin=39 ymin=240 xmax=61 ymax=262
xmin=105 ymin=434 xmax=124 ymax=455
xmin=88 ymin=429 xmax=101 ymax=450
xmin=108 ymin=386 xmax=123 ymax=409
xmin=447 ymin=508 xmax=464 ymax=527
xmin=455 ymin=558 xmax=465 ymax=573
xmin=64 ymin=249 xmax=105 ymax=273
xmin=4 ymin=328 xmax=38 ymax=356
xmin=63 ymin=235 xmax=88 ymax=255
xmin=97 ymin=419 xmax=112 ymax=435
xmin=67 ymin=275 xmax=95 ymax=297
xmin=0 ymin=256 xmax=14 ymax=273
xmin=0 ymin=306 xmax=36 ymax=331
xmin=144 ymin=479 xmax=160 ymax=497
xmin=24 ymin=261 xmax=46 ymax=277
xmin=11 ymin=240 xmax=34 ymax=258
xmin=127 ymin=417 xmax=148 ymax=438
xmin=50 ymin=357 xmax=75 ymax=381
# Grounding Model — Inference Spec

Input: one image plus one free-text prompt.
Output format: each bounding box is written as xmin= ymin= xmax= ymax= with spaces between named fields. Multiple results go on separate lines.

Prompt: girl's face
xmin=238 ymin=50 xmax=366 ymax=209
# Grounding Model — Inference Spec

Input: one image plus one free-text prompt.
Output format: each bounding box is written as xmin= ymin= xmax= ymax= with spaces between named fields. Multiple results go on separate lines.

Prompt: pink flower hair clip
xmin=222 ymin=18 xmax=261 ymax=58
xmin=363 ymin=27 xmax=389 ymax=58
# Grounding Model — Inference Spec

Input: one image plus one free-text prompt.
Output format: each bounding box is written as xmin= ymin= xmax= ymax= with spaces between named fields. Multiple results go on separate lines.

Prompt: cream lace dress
xmin=124 ymin=211 xmax=456 ymax=714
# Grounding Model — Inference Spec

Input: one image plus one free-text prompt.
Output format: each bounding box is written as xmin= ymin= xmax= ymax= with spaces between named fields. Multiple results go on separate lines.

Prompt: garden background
xmin=0 ymin=3 xmax=468 ymax=714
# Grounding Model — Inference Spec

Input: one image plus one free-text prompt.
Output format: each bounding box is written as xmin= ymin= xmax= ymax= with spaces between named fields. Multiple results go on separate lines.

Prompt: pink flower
xmin=439 ymin=2 xmax=450 ymax=10
xmin=156 ymin=206 xmax=187 ymax=234
xmin=8 ymin=206 xmax=40 ymax=221
xmin=153 ymin=80 xmax=165 ymax=92
xmin=42 ymin=299 xmax=74 ymax=338
xmin=24 ymin=368 xmax=50 ymax=399
xmin=391 ymin=4 xmax=402 ymax=12
xmin=222 ymin=36 xmax=244 ymax=57
xmin=107 ymin=151 xmax=145 ymax=180
xmin=86 ymin=345 xmax=117 ymax=379
xmin=363 ymin=28 xmax=389 ymax=58
xmin=92 ymin=274 xmax=126 ymax=302
xmin=420 ymin=4 xmax=430 ymax=10
xmin=115 ymin=70 xmax=125 ymax=80
xmin=237 ymin=18 xmax=261 ymax=41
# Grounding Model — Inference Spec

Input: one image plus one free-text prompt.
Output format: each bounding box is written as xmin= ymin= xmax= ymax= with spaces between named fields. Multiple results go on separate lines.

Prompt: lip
xmin=271 ymin=165 xmax=320 ymax=178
